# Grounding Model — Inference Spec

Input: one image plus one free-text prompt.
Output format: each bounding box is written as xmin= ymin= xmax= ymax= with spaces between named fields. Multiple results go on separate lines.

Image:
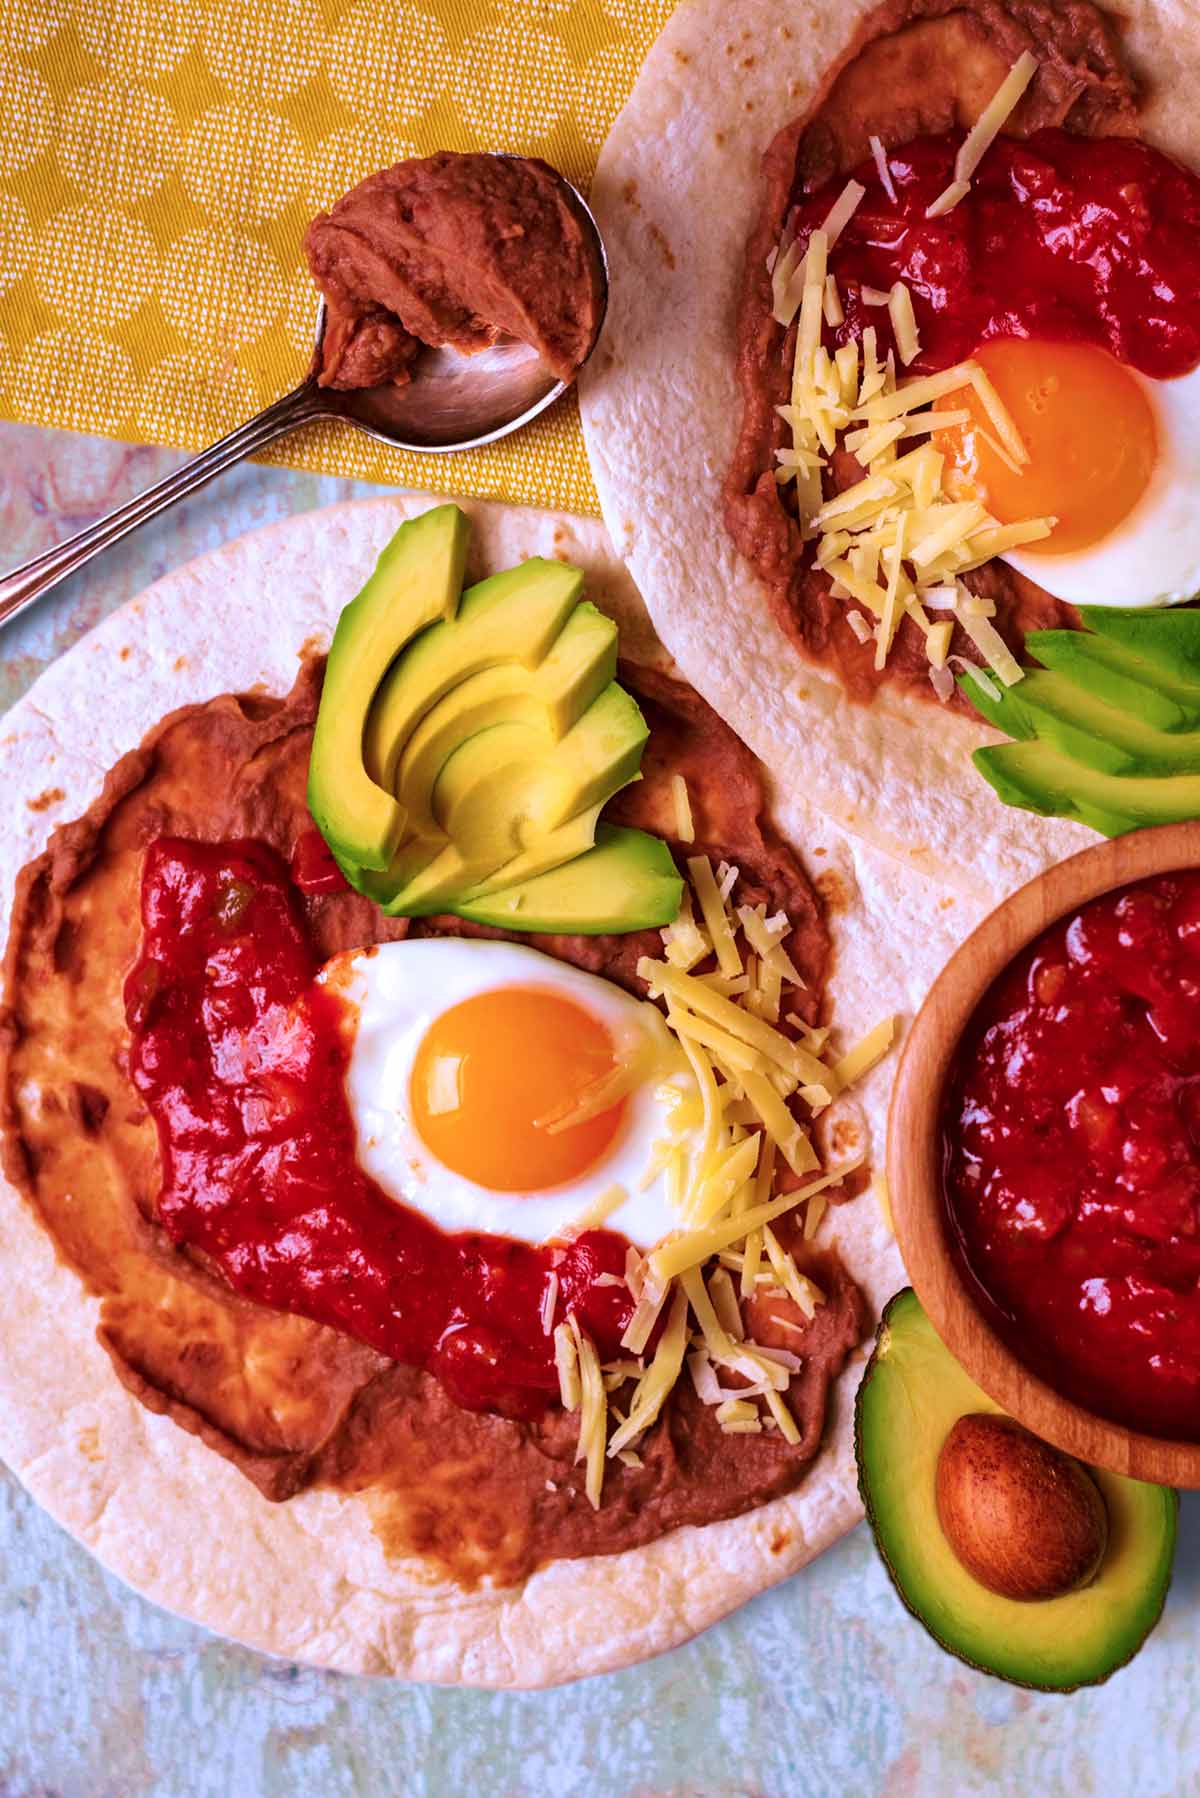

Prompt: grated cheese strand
xmin=569 ymin=1317 xmax=607 ymax=1509
xmin=687 ymin=855 xmax=742 ymax=978
xmin=556 ymin=1182 xmax=628 ymax=1240
xmin=651 ymin=1160 xmax=863 ymax=1282
xmin=956 ymin=51 xmax=1038 ymax=184
xmin=554 ymin=1319 xmax=580 ymax=1410
xmin=887 ymin=282 xmax=921 ymax=365
xmin=763 ymin=1386 xmax=802 ymax=1445
xmin=869 ymin=134 xmax=898 ymax=204
xmin=670 ymin=773 xmax=696 ymax=844
xmin=925 ymin=52 xmax=1038 ymax=218
xmin=831 ymin=1016 xmax=897 ymax=1090
xmin=540 ymin=1270 xmax=558 ymax=1336
xmin=956 ymin=609 xmax=1025 ymax=687
xmin=608 ymin=1287 xmax=690 ymax=1454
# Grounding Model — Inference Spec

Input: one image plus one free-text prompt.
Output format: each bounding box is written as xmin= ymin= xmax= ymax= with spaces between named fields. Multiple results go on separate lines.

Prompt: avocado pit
xmin=935 ymin=1413 xmax=1108 ymax=1602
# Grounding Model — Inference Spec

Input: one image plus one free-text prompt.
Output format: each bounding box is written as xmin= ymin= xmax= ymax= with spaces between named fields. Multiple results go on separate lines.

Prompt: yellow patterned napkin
xmin=0 ymin=0 xmax=676 ymax=515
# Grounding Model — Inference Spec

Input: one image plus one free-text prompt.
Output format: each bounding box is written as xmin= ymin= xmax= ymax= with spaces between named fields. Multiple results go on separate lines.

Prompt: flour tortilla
xmin=579 ymin=0 xmax=1200 ymax=908
xmin=0 ymin=493 xmax=968 ymax=1685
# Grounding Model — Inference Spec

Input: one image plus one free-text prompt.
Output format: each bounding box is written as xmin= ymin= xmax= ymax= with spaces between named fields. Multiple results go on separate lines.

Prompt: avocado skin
xmin=964 ymin=606 xmax=1200 ymax=836
xmin=855 ymin=1289 xmax=1177 ymax=1693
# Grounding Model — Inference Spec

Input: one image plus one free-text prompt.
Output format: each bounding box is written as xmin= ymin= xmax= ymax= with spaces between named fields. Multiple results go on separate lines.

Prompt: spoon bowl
xmin=325 ymin=324 xmax=582 ymax=454
xmin=0 ymin=163 xmax=608 ymax=628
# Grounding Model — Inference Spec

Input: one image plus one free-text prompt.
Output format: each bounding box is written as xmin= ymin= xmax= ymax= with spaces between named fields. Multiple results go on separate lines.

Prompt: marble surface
xmin=0 ymin=420 xmax=1196 ymax=1797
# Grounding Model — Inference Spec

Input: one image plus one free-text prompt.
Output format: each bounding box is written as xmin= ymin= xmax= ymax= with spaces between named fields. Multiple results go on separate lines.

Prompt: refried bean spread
xmin=1 ymin=658 xmax=864 ymax=1588
xmin=305 ymin=151 xmax=606 ymax=390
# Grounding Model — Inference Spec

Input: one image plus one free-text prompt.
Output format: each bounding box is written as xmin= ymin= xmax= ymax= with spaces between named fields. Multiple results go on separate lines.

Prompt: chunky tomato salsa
xmin=788 ymin=129 xmax=1200 ymax=381
xmin=125 ymin=837 xmax=633 ymax=1420
xmin=943 ymin=869 xmax=1200 ymax=1441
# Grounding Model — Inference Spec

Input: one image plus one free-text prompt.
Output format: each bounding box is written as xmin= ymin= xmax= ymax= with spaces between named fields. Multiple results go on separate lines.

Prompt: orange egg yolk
xmin=410 ymin=985 xmax=627 ymax=1193
xmin=933 ymin=338 xmax=1157 ymax=555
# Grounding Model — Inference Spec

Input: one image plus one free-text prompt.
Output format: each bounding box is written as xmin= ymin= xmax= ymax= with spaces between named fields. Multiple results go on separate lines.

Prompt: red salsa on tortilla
xmin=125 ymin=837 xmax=635 ymax=1419
xmin=787 ymin=129 xmax=1200 ymax=382
xmin=942 ymin=868 xmax=1200 ymax=1441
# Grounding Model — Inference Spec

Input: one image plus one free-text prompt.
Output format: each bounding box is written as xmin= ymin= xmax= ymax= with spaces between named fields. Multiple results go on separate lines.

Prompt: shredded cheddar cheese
xmin=569 ymin=1316 xmax=607 ymax=1508
xmin=927 ymin=51 xmax=1038 ymax=218
xmin=552 ymin=860 xmax=897 ymax=1477
xmin=887 ymin=281 xmax=921 ymax=366
xmin=671 ymin=773 xmax=696 ymax=844
xmin=870 ymin=134 xmax=898 ymax=205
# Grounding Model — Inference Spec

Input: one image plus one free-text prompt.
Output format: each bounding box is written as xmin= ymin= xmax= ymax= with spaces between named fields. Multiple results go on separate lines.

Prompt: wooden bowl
xmin=888 ymin=819 xmax=1200 ymax=1489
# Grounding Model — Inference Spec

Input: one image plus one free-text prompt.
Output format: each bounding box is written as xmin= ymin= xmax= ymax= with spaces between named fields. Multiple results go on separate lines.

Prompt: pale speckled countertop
xmin=1 ymin=419 xmax=1197 ymax=1798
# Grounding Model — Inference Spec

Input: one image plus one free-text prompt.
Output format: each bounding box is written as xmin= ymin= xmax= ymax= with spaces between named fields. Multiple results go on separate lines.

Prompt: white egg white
xmin=1003 ymin=365 xmax=1200 ymax=609
xmin=318 ymin=938 xmax=696 ymax=1248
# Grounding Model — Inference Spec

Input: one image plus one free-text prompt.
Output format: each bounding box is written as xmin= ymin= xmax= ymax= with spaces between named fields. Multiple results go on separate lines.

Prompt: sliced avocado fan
xmin=857 ymin=1290 xmax=1177 ymax=1693
xmin=964 ymin=606 xmax=1200 ymax=836
xmin=308 ymin=507 xmax=683 ymax=933
xmin=308 ymin=503 xmax=469 ymax=871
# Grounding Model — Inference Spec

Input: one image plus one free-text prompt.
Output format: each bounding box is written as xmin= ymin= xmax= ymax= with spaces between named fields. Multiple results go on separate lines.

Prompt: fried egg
xmin=934 ymin=337 xmax=1200 ymax=609
xmin=318 ymin=939 xmax=695 ymax=1248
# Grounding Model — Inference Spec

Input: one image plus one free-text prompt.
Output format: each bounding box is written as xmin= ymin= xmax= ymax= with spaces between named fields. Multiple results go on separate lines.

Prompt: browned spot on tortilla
xmin=26 ymin=788 xmax=63 ymax=814
xmin=674 ymin=48 xmax=690 ymax=63
xmin=173 ymin=655 xmax=187 ymax=673
xmin=814 ymin=869 xmax=852 ymax=913
xmin=118 ymin=647 xmax=131 ymax=663
xmin=771 ymin=1528 xmax=792 ymax=1554
xmin=715 ymin=130 xmax=727 ymax=146
xmin=648 ymin=223 xmax=676 ymax=270
xmin=76 ymin=1426 xmax=101 ymax=1462
xmin=622 ymin=177 xmax=640 ymax=208
xmin=72 ymin=1083 xmax=109 ymax=1135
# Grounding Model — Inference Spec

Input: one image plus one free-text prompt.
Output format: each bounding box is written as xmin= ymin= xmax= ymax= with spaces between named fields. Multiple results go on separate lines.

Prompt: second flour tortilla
xmin=579 ymin=0 xmax=1200 ymax=905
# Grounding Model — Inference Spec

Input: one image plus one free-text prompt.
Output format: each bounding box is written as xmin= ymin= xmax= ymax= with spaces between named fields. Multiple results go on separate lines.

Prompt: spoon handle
xmin=0 ymin=381 xmax=329 ymax=633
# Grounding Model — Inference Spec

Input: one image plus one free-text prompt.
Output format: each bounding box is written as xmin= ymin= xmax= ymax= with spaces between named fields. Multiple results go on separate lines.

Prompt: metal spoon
xmin=0 ymin=168 xmax=608 ymax=633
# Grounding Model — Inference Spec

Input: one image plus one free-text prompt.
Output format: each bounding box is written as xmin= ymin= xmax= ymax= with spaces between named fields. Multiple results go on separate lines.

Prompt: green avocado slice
xmin=972 ymin=737 xmax=1200 ymax=836
xmin=395 ymin=603 xmax=618 ymax=837
xmin=377 ymin=803 xmax=606 ymax=917
xmin=308 ymin=504 xmax=470 ymax=871
xmin=969 ymin=669 xmax=1200 ymax=777
xmin=452 ymin=825 xmax=683 ymax=934
xmin=363 ymin=558 xmax=585 ymax=794
xmin=1025 ymin=631 xmax=1200 ymax=733
xmin=856 ymin=1290 xmax=1177 ymax=1693
xmin=431 ymin=683 xmax=648 ymax=835
xmin=370 ymin=682 xmax=649 ymax=913
xmin=1078 ymin=604 xmax=1200 ymax=685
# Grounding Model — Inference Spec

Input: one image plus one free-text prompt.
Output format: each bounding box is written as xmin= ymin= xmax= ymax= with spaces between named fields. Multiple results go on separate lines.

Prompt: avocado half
xmin=856 ymin=1290 xmax=1177 ymax=1692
